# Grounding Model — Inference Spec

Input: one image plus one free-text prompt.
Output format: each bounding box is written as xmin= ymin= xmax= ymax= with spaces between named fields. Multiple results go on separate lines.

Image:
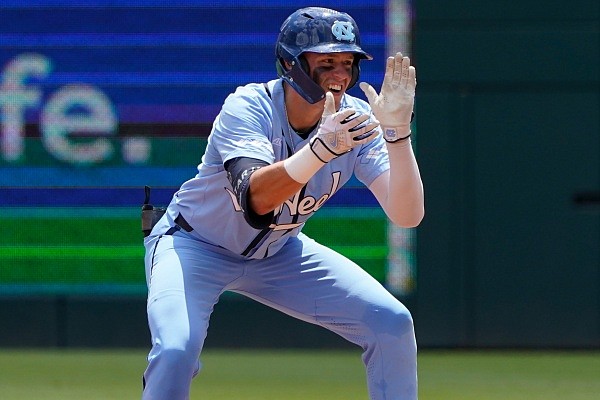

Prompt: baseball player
xmin=142 ymin=7 xmax=423 ymax=400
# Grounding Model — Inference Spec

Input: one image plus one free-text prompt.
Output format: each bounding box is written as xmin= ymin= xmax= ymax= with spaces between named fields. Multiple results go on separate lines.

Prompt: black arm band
xmin=224 ymin=157 xmax=274 ymax=229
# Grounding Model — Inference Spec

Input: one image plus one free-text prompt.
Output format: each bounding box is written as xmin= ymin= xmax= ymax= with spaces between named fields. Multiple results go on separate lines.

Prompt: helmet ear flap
xmin=275 ymin=57 xmax=287 ymax=76
xmin=299 ymin=55 xmax=310 ymax=75
xmin=275 ymin=50 xmax=326 ymax=104
xmin=276 ymin=51 xmax=301 ymax=74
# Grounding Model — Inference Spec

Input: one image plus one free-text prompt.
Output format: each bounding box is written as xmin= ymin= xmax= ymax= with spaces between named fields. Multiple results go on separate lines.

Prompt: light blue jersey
xmin=153 ymin=79 xmax=390 ymax=259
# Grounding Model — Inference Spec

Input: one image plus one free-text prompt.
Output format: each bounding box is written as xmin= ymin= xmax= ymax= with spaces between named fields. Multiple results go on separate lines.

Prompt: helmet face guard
xmin=275 ymin=7 xmax=372 ymax=104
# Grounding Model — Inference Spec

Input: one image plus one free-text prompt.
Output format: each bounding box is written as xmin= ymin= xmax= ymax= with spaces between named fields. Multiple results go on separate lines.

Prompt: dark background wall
xmin=413 ymin=0 xmax=599 ymax=347
xmin=1 ymin=0 xmax=598 ymax=349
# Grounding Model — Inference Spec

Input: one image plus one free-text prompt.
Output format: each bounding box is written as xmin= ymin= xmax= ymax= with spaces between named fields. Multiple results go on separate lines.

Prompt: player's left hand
xmin=359 ymin=52 xmax=416 ymax=143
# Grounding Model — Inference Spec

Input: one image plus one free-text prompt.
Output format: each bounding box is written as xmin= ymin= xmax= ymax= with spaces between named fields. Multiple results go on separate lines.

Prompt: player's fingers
xmin=392 ymin=53 xmax=403 ymax=87
xmin=382 ymin=56 xmax=394 ymax=87
xmin=322 ymin=91 xmax=336 ymax=116
xmin=408 ymin=65 xmax=417 ymax=92
xmin=401 ymin=56 xmax=410 ymax=85
xmin=344 ymin=112 xmax=370 ymax=130
xmin=333 ymin=108 xmax=358 ymax=124
xmin=352 ymin=121 xmax=381 ymax=144
xmin=359 ymin=82 xmax=378 ymax=104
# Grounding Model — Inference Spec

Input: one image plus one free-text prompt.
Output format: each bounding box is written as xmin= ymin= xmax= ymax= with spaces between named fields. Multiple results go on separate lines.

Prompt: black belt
xmin=166 ymin=213 xmax=194 ymax=235
xmin=175 ymin=213 xmax=194 ymax=232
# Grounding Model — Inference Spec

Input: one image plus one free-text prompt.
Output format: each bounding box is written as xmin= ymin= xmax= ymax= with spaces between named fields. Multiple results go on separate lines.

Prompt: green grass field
xmin=0 ymin=349 xmax=598 ymax=399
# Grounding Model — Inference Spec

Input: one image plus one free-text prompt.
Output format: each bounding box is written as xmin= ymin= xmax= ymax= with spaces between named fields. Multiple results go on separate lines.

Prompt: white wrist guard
xmin=283 ymin=144 xmax=326 ymax=184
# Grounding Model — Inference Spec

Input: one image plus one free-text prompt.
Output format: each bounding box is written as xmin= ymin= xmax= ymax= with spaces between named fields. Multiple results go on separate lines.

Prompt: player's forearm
xmin=371 ymin=139 xmax=424 ymax=227
xmin=248 ymin=162 xmax=306 ymax=216
xmin=248 ymin=139 xmax=331 ymax=215
xmin=388 ymin=139 xmax=424 ymax=226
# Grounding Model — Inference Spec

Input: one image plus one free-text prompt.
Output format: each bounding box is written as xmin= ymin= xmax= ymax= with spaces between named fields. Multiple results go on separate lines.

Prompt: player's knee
xmin=365 ymin=303 xmax=414 ymax=339
xmin=391 ymin=306 xmax=414 ymax=338
xmin=149 ymin=347 xmax=201 ymax=384
xmin=143 ymin=348 xmax=201 ymax=399
xmin=160 ymin=348 xmax=199 ymax=371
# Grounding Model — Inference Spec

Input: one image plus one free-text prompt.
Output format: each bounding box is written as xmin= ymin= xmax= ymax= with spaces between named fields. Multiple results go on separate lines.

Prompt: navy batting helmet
xmin=275 ymin=7 xmax=372 ymax=104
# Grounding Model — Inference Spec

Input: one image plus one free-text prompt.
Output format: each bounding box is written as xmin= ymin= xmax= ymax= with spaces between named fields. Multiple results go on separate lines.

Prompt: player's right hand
xmin=309 ymin=92 xmax=380 ymax=163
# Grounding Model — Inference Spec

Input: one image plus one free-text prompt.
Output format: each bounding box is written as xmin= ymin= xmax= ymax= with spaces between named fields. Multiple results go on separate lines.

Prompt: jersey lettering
xmin=270 ymin=222 xmax=303 ymax=231
xmin=283 ymin=171 xmax=340 ymax=216
xmin=225 ymin=187 xmax=243 ymax=212
xmin=225 ymin=171 xmax=341 ymax=226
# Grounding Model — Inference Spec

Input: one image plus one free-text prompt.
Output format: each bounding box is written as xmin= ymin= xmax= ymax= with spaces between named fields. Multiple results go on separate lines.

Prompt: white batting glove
xmin=309 ymin=92 xmax=380 ymax=163
xmin=359 ymin=52 xmax=416 ymax=143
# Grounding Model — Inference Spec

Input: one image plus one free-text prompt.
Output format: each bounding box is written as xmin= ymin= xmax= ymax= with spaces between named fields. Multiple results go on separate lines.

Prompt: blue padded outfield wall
xmin=0 ymin=0 xmax=394 ymax=298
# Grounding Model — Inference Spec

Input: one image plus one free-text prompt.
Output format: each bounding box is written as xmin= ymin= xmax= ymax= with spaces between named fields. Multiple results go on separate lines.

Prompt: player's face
xmin=304 ymin=52 xmax=354 ymax=102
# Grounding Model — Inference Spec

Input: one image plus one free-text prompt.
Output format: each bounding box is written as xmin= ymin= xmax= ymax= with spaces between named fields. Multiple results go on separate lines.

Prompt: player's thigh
xmin=240 ymin=234 xmax=405 ymax=325
xmin=145 ymin=232 xmax=244 ymax=346
xmin=292 ymin=237 xmax=413 ymax=343
xmin=146 ymin=232 xmax=245 ymax=297
xmin=301 ymin=235 xmax=406 ymax=320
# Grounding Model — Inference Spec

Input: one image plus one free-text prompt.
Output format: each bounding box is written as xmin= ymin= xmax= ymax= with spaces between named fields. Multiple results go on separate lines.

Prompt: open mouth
xmin=327 ymin=83 xmax=343 ymax=94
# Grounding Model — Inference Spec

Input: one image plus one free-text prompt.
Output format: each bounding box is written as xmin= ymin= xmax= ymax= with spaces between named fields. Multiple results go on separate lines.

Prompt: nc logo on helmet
xmin=331 ymin=21 xmax=355 ymax=42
